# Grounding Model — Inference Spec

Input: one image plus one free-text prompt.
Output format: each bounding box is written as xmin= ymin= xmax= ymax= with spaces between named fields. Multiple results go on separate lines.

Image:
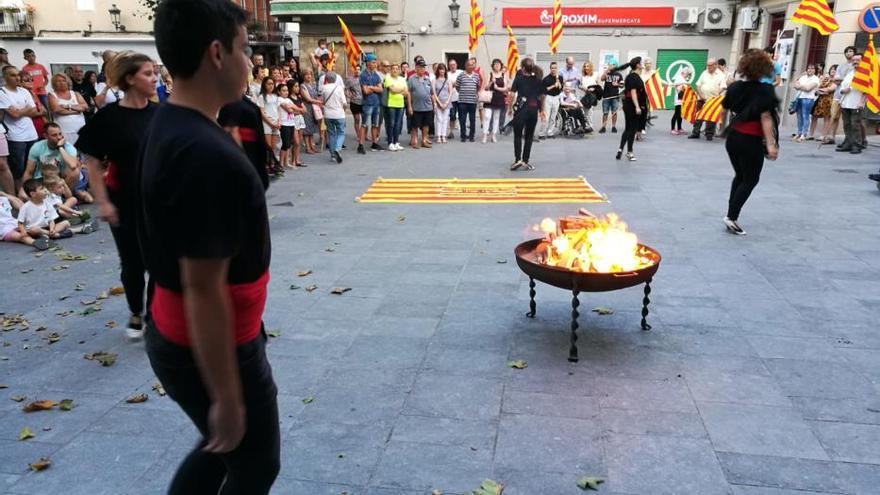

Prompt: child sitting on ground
xmin=1 ymin=190 xmax=54 ymax=250
xmin=17 ymin=178 xmax=72 ymax=243
xmin=43 ymin=175 xmax=98 ymax=234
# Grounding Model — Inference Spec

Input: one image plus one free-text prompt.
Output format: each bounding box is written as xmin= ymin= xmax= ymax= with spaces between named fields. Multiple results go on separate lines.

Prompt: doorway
xmin=444 ymin=52 xmax=469 ymax=69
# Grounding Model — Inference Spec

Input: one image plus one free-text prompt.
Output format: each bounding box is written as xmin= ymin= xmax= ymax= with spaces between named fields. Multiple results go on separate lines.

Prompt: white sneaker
xmin=125 ymin=314 xmax=144 ymax=340
xmin=723 ymin=217 xmax=746 ymax=235
xmin=491 ymin=134 xmax=497 ymax=143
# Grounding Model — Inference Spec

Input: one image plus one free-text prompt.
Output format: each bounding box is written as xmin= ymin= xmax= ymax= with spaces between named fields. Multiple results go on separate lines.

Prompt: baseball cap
xmin=415 ymin=59 xmax=427 ymax=67
xmin=364 ymin=53 xmax=376 ymax=62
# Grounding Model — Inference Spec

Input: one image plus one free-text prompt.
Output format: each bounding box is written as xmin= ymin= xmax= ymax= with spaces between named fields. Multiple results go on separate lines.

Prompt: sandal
xmin=33 ymin=236 xmax=50 ymax=251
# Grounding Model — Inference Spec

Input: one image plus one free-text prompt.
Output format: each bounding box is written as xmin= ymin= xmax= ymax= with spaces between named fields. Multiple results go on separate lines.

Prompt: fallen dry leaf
xmin=591 ymin=306 xmax=614 ymax=315
xmin=10 ymin=395 xmax=26 ymax=402
xmin=46 ymin=333 xmax=61 ymax=344
xmin=83 ymin=351 xmax=116 ymax=366
xmin=396 ymin=215 xmax=406 ymax=222
xmin=20 ymin=268 xmax=33 ymax=274
xmin=80 ymin=299 xmax=97 ymax=306
xmin=56 ymin=252 xmax=87 ymax=261
xmin=473 ymin=479 xmax=504 ymax=495
xmin=108 ymin=286 xmax=125 ymax=296
xmin=19 ymin=426 xmax=35 ymax=441
xmin=305 ymin=285 xmax=318 ymax=293
xmin=325 ymin=247 xmax=336 ymax=253
xmin=50 ymin=264 xmax=70 ymax=271
xmin=56 ymin=310 xmax=74 ymax=317
xmin=0 ymin=384 xmax=6 ymax=389
xmin=267 ymin=330 xmax=282 ymax=338
xmin=507 ymin=360 xmax=528 ymax=370
xmin=301 ymin=397 xmax=314 ymax=405
xmin=297 ymin=270 xmax=312 ymax=277
xmin=496 ymin=258 xmax=508 ymax=264
xmin=289 ymin=284 xmax=301 ymax=290
xmin=22 ymin=400 xmax=57 ymax=413
xmin=80 ymin=305 xmax=102 ymax=316
xmin=152 ymin=383 xmax=166 ymax=396
xmin=432 ymin=491 xmax=443 ymax=495
xmin=96 ymin=291 xmax=109 ymax=300
xmin=28 ymin=457 xmax=51 ymax=472
xmin=1 ymin=314 xmax=29 ymax=331
xmin=125 ymin=393 xmax=148 ymax=404
xmin=58 ymin=294 xmax=72 ymax=301
xmin=576 ymin=476 xmax=604 ymax=491
xmin=74 ymin=283 xmax=87 ymax=291
xmin=330 ymin=287 xmax=352 ymax=295
xmin=105 ymin=320 xmax=117 ymax=329
xmin=58 ymin=399 xmax=74 ymax=411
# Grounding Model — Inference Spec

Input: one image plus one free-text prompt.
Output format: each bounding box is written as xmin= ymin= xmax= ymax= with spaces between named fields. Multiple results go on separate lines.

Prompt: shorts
xmin=362 ymin=105 xmax=381 ymax=128
xmin=1 ymin=224 xmax=17 ymax=240
xmin=602 ymin=98 xmax=620 ymax=114
xmin=7 ymin=140 xmax=35 ymax=179
xmin=350 ymin=103 xmax=363 ymax=115
xmin=292 ymin=114 xmax=305 ymax=130
xmin=74 ymin=167 xmax=89 ymax=193
xmin=280 ymin=126 xmax=294 ymax=150
xmin=262 ymin=123 xmax=280 ymax=136
xmin=410 ymin=110 xmax=434 ymax=129
xmin=0 ymin=133 xmax=8 ymax=157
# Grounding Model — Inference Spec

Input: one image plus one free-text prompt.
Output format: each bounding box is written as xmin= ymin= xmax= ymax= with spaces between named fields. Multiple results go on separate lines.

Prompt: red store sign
xmin=502 ymin=7 xmax=674 ymax=28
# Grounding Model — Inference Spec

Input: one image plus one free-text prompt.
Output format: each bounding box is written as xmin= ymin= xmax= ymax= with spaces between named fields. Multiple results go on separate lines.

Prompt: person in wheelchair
xmin=559 ymin=85 xmax=589 ymax=135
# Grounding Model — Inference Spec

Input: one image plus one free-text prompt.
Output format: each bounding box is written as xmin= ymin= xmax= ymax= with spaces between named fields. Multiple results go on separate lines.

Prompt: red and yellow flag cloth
xmin=468 ymin=0 xmax=486 ymax=54
xmin=695 ymin=95 xmax=725 ymax=124
xmin=506 ymin=23 xmax=520 ymax=78
xmin=791 ymin=0 xmax=839 ymax=35
xmin=644 ymin=71 xmax=667 ymax=111
xmin=356 ymin=178 xmax=605 ymax=204
xmin=549 ymin=0 xmax=563 ymax=55
xmin=337 ymin=17 xmax=363 ymax=72
xmin=681 ymin=86 xmax=698 ymax=123
xmin=852 ymin=34 xmax=880 ymax=113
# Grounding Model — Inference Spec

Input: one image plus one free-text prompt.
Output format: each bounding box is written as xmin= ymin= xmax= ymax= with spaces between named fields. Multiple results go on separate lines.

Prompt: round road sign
xmin=860 ymin=3 xmax=880 ymax=33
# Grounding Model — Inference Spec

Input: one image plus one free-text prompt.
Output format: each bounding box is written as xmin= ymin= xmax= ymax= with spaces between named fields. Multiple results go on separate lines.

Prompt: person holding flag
xmin=838 ymin=53 xmax=866 ymax=154
xmin=689 ymin=59 xmax=727 ymax=141
xmin=670 ymin=66 xmax=692 ymax=134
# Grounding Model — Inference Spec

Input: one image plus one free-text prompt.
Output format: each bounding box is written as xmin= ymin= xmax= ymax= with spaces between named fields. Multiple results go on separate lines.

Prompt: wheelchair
xmin=556 ymin=106 xmax=591 ymax=137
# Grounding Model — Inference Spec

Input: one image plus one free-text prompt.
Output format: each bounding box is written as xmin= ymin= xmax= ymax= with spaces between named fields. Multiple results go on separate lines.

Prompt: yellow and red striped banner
xmin=695 ymin=95 xmax=725 ymax=124
xmin=852 ymin=34 xmax=880 ymax=113
xmin=356 ymin=178 xmax=605 ymax=204
xmin=468 ymin=0 xmax=486 ymax=54
xmin=506 ymin=23 xmax=520 ymax=78
xmin=791 ymin=0 xmax=839 ymax=36
xmin=645 ymin=71 xmax=666 ymax=111
xmin=326 ymin=42 xmax=337 ymax=72
xmin=549 ymin=0 xmax=563 ymax=55
xmin=681 ymin=86 xmax=697 ymax=123
xmin=337 ymin=17 xmax=363 ymax=72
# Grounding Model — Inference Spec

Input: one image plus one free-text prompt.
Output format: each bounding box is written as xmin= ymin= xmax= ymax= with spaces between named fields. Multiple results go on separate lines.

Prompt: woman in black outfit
xmin=721 ymin=49 xmax=779 ymax=236
xmin=508 ymin=57 xmax=546 ymax=171
xmin=615 ymin=57 xmax=646 ymax=162
xmin=77 ymin=51 xmax=158 ymax=339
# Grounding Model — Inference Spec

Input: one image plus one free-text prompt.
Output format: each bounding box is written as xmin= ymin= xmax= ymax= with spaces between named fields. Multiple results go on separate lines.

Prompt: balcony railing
xmin=270 ymin=0 xmax=388 ymax=23
xmin=0 ymin=10 xmax=34 ymax=38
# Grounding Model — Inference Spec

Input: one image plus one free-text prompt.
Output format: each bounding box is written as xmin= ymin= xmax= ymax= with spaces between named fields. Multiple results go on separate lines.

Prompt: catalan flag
xmin=644 ymin=71 xmax=667 ymax=111
xmin=791 ymin=0 xmax=839 ymax=36
xmin=681 ymin=86 xmax=698 ymax=123
xmin=468 ymin=0 xmax=486 ymax=54
xmin=695 ymin=95 xmax=725 ymax=124
xmin=338 ymin=17 xmax=363 ymax=72
xmin=506 ymin=23 xmax=520 ymax=78
xmin=549 ymin=0 xmax=563 ymax=55
xmin=357 ymin=178 xmax=605 ymax=204
xmin=326 ymin=42 xmax=337 ymax=72
xmin=852 ymin=34 xmax=880 ymax=113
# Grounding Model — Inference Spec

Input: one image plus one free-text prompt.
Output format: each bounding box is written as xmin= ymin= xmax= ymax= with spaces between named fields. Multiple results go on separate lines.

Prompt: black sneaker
xmin=357 ymin=144 xmax=366 ymax=155
xmin=869 ymin=173 xmax=880 ymax=182
xmin=461 ymin=137 xmax=466 ymax=143
xmin=371 ymin=143 xmax=383 ymax=151
xmin=126 ymin=314 xmax=144 ymax=340
xmin=33 ymin=236 xmax=50 ymax=250
xmin=615 ymin=149 xmax=622 ymax=160
xmin=334 ymin=151 xmax=343 ymax=164
xmin=706 ymin=136 xmax=714 ymax=142
xmin=688 ymin=134 xmax=700 ymax=139
xmin=611 ymin=127 xmax=618 ymax=133
xmin=468 ymin=137 xmax=475 ymax=142
xmin=850 ymin=148 xmax=862 ymax=154
xmin=598 ymin=127 xmax=606 ymax=134
xmin=723 ymin=217 xmax=746 ymax=236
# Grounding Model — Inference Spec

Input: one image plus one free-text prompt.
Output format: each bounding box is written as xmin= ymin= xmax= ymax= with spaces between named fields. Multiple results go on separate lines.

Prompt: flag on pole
xmin=644 ymin=71 xmax=667 ymax=111
xmin=791 ymin=0 xmax=839 ymax=35
xmin=681 ymin=86 xmax=698 ymax=123
xmin=506 ymin=23 xmax=520 ymax=78
xmin=326 ymin=42 xmax=337 ymax=72
xmin=549 ymin=0 xmax=563 ymax=55
xmin=338 ymin=17 xmax=363 ymax=72
xmin=468 ymin=0 xmax=486 ymax=54
xmin=852 ymin=34 xmax=880 ymax=113
xmin=695 ymin=95 xmax=725 ymax=124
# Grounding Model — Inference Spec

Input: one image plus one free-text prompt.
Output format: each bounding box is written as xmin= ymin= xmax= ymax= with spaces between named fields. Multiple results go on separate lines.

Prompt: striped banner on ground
xmin=356 ymin=178 xmax=606 ymax=204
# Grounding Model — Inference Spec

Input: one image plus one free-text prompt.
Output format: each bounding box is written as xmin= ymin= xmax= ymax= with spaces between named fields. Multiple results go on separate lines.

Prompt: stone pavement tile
xmin=662 ymin=326 xmax=759 ymax=358
xmin=270 ymin=479 xmax=361 ymax=495
xmin=824 ymin=322 xmax=880 ymax=351
xmin=649 ymin=303 xmax=740 ymax=328
xmin=84 ymin=402 xmax=192 ymax=440
xmin=731 ymin=486 xmax=842 ymax=495
xmin=0 ymin=440 xmax=63 ymax=476
xmin=699 ymin=402 xmax=828 ymax=460
xmin=493 ymin=469 xmax=618 ymax=495
xmin=685 ymin=369 xmax=792 ymax=407
xmin=809 ymin=421 xmax=880 ymax=464
xmin=423 ymin=344 xmax=510 ymax=378
xmin=765 ymin=359 xmax=877 ymax=400
xmin=123 ymin=446 xmax=188 ymax=495
xmin=605 ymin=433 xmax=730 ymax=495
xmin=283 ymin=421 xmax=390 ymax=486
xmin=837 ymin=347 xmax=880 ymax=379
xmin=403 ymin=374 xmax=503 ymax=421
xmin=363 ymin=487 xmax=422 ymax=495
xmin=391 ymin=414 xmax=497 ymax=449
xmin=790 ymin=396 xmax=880 ymax=425
xmin=716 ymin=452 xmax=847 ymax=493
xmin=680 ymin=355 xmax=772 ymax=376
xmin=600 ymin=408 xmax=708 ymax=439
xmin=502 ymin=390 xmax=600 ymax=420
xmin=338 ymin=335 xmax=429 ymax=371
xmin=745 ymin=335 xmax=844 ymax=362
xmin=6 ymin=431 xmax=170 ymax=495
xmin=265 ymin=355 xmax=331 ymax=397
xmin=398 ymin=263 xmax=463 ymax=287
xmin=431 ymin=319 xmax=515 ymax=352
xmin=376 ymin=284 xmax=454 ymax=319
xmin=302 ymin=293 xmax=386 ymax=321
xmin=597 ymin=377 xmax=696 ymax=413
xmin=298 ymin=380 xmax=411 ymax=427
xmin=831 ymin=279 xmax=880 ymax=302
xmin=371 ymin=441 xmax=493 ymax=493
xmin=576 ymin=344 xmax=684 ymax=381
xmin=2 ymin=473 xmax=22 ymax=491
xmin=836 ymin=462 xmax=880 ymax=495
xmin=787 ymin=291 xmax=875 ymax=324
xmin=0 ymin=391 xmax=118 ymax=444
xmin=734 ymin=318 xmax=828 ymax=339
xmin=494 ymin=413 xmax=603 ymax=474
xmin=359 ymin=316 xmax=441 ymax=339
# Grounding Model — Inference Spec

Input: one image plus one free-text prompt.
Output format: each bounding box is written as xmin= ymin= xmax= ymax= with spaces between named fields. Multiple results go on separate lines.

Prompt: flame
xmin=535 ymin=213 xmax=655 ymax=273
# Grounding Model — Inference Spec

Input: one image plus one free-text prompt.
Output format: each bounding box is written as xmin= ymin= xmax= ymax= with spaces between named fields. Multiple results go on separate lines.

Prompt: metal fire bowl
xmin=514 ymin=238 xmax=661 ymax=292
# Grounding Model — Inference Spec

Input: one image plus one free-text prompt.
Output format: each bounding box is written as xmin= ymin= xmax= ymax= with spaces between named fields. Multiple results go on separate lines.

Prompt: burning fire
xmin=534 ymin=213 xmax=656 ymax=273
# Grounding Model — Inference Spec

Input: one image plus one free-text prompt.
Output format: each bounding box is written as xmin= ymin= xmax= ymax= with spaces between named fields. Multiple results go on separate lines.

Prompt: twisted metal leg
xmin=569 ymin=289 xmax=580 ymax=362
xmin=526 ymin=278 xmax=537 ymax=318
xmin=641 ymin=279 xmax=653 ymax=331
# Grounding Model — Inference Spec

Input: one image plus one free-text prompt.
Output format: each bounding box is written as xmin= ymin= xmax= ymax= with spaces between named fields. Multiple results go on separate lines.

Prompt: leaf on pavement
xmin=267 ymin=330 xmax=282 ymax=338
xmin=1 ymin=314 xmax=29 ymax=331
xmin=80 ymin=305 xmax=102 ymax=316
xmin=19 ymin=427 xmax=35 ymax=441
xmin=473 ymin=479 xmax=504 ymax=495
xmin=28 ymin=457 xmax=51 ymax=472
xmin=301 ymin=397 xmax=314 ymax=405
xmin=496 ymin=258 xmax=508 ymax=264
xmin=288 ymin=284 xmax=301 ymax=290
xmin=396 ymin=215 xmax=406 ymax=223
xmin=46 ymin=332 xmax=61 ymax=344
xmin=56 ymin=252 xmax=87 ymax=261
xmin=152 ymin=383 xmax=166 ymax=396
xmin=576 ymin=476 xmax=605 ymax=491
xmin=20 ymin=268 xmax=33 ymax=274
xmin=591 ymin=306 xmax=614 ymax=315
xmin=22 ymin=400 xmax=57 ymax=412
xmin=330 ymin=287 xmax=351 ymax=295
xmin=33 ymin=252 xmax=44 ymax=258
xmin=58 ymin=399 xmax=74 ymax=411
xmin=305 ymin=285 xmax=318 ymax=293
xmin=0 ymin=384 xmax=7 ymax=389
xmin=58 ymin=294 xmax=72 ymax=301
xmin=105 ymin=320 xmax=117 ymax=329
xmin=50 ymin=264 xmax=70 ymax=271
xmin=325 ymin=246 xmax=336 ymax=253
xmin=507 ymin=360 xmax=528 ymax=370
xmin=10 ymin=395 xmax=26 ymax=402
xmin=297 ymin=270 xmax=312 ymax=277
xmin=56 ymin=310 xmax=74 ymax=317
xmin=108 ymin=286 xmax=125 ymax=296
xmin=432 ymin=491 xmax=443 ymax=495
xmin=83 ymin=351 xmax=116 ymax=366
xmin=125 ymin=393 xmax=148 ymax=404
xmin=96 ymin=291 xmax=109 ymax=300
xmin=336 ymin=453 xmax=345 ymax=459
xmin=80 ymin=299 xmax=97 ymax=306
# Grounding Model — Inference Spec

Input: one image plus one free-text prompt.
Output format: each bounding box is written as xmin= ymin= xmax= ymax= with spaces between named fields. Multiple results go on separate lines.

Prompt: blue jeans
xmin=325 ymin=118 xmax=345 ymax=153
xmin=457 ymin=102 xmax=477 ymax=140
xmin=796 ymin=98 xmax=815 ymax=136
xmin=388 ymin=107 xmax=404 ymax=144
xmin=362 ymin=105 xmax=380 ymax=128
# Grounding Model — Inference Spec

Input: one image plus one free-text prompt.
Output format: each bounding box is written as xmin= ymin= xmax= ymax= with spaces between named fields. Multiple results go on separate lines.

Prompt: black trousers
xmin=145 ymin=323 xmax=280 ymax=495
xmin=513 ymin=107 xmax=538 ymax=163
xmin=109 ymin=219 xmax=148 ymax=316
xmin=619 ymin=102 xmax=639 ymax=153
xmin=457 ymin=102 xmax=477 ymax=140
xmin=690 ymin=100 xmax=716 ymax=138
xmin=671 ymin=105 xmax=683 ymax=130
xmin=725 ymin=131 xmax=765 ymax=221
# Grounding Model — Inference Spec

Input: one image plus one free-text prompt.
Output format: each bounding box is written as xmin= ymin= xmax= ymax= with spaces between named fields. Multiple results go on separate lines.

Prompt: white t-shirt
xmin=0 ymin=196 xmax=17 ymax=235
xmin=448 ymin=69 xmax=463 ymax=102
xmin=278 ymin=97 xmax=296 ymax=126
xmin=257 ymin=93 xmax=280 ymax=123
xmin=0 ymin=86 xmax=38 ymax=141
xmin=17 ymin=200 xmax=57 ymax=229
xmin=796 ymin=74 xmax=821 ymax=100
xmin=45 ymin=192 xmax=63 ymax=211
xmin=839 ymin=72 xmax=866 ymax=110
xmin=95 ymin=83 xmax=123 ymax=108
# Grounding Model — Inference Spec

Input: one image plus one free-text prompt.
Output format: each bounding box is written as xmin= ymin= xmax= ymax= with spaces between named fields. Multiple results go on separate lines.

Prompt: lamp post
xmin=448 ymin=0 xmax=460 ymax=29
xmin=108 ymin=4 xmax=124 ymax=31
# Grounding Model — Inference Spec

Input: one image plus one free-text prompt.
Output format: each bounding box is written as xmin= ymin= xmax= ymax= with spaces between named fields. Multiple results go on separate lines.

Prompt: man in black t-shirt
xmin=138 ymin=1 xmax=280 ymax=493
xmin=218 ymin=95 xmax=271 ymax=189
xmin=600 ymin=65 xmax=623 ymax=133
xmin=538 ymin=61 xmax=563 ymax=140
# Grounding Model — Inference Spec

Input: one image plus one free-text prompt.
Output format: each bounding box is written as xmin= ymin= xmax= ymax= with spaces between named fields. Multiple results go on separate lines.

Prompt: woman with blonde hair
xmin=48 ymin=73 xmax=88 ymax=144
xmin=581 ymin=61 xmax=599 ymax=131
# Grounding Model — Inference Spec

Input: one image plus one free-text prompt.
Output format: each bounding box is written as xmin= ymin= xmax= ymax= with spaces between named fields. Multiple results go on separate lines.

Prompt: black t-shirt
xmin=75 ymin=101 xmax=157 ymax=219
xmin=137 ymin=103 xmax=271 ymax=293
xmin=603 ymin=71 xmax=623 ymax=97
xmin=723 ymin=80 xmax=779 ymax=121
xmin=512 ymin=72 xmax=546 ymax=108
xmin=72 ymin=80 xmax=96 ymax=107
xmin=624 ymin=72 xmax=647 ymax=107
xmin=541 ymin=74 xmax=563 ymax=97
xmin=218 ymin=96 xmax=269 ymax=189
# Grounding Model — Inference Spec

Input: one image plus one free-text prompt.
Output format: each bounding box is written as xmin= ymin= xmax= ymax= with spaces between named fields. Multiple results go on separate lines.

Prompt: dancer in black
xmin=508 ymin=57 xmax=545 ymax=171
xmin=615 ymin=57 xmax=646 ymax=162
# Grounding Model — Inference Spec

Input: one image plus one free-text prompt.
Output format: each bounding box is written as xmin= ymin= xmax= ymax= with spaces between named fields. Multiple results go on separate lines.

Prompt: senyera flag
xmin=791 ymin=0 xmax=839 ymax=35
xmin=645 ymin=71 xmax=667 ymax=111
xmin=506 ymin=23 xmax=520 ymax=78
xmin=338 ymin=17 xmax=363 ymax=72
xmin=469 ymin=0 xmax=486 ymax=54
xmin=695 ymin=95 xmax=725 ymax=124
xmin=681 ymin=86 xmax=698 ymax=123
xmin=549 ymin=0 xmax=563 ymax=55
xmin=852 ymin=34 xmax=880 ymax=113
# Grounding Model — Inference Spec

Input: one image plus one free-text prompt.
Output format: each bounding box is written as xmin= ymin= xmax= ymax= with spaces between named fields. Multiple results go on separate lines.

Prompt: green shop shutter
xmin=656 ymin=49 xmax=709 ymax=108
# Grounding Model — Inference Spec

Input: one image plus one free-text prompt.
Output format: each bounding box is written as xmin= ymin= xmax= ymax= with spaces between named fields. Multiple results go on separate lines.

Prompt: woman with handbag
xmin=721 ymin=48 xmax=779 ymax=236
xmin=508 ymin=58 xmax=545 ymax=171
xmin=480 ymin=59 xmax=508 ymax=143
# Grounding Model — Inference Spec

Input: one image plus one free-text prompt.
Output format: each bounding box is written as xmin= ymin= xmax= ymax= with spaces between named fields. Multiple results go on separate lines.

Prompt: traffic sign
xmin=859 ymin=3 xmax=880 ymax=33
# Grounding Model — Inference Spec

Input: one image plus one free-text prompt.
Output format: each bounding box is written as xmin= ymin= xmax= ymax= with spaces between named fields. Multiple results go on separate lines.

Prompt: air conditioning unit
xmin=739 ymin=7 xmax=760 ymax=31
xmin=703 ymin=3 xmax=734 ymax=31
xmin=674 ymin=7 xmax=699 ymax=26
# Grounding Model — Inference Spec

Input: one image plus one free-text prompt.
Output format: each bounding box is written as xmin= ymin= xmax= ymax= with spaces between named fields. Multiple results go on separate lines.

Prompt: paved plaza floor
xmin=2 ymin=115 xmax=880 ymax=494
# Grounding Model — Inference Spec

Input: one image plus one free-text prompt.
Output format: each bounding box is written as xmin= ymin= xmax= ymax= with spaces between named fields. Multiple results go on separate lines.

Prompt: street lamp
xmin=108 ymin=4 xmax=124 ymax=31
xmin=448 ymin=0 xmax=460 ymax=29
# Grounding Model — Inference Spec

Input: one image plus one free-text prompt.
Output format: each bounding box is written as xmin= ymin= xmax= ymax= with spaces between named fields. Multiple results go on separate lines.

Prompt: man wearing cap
xmin=407 ymin=59 xmax=434 ymax=149
xmin=360 ymin=53 xmax=384 ymax=151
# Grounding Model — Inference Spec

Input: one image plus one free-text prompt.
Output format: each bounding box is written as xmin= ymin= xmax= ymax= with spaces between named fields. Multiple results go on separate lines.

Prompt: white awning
xmin=0 ymin=0 xmax=24 ymax=10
